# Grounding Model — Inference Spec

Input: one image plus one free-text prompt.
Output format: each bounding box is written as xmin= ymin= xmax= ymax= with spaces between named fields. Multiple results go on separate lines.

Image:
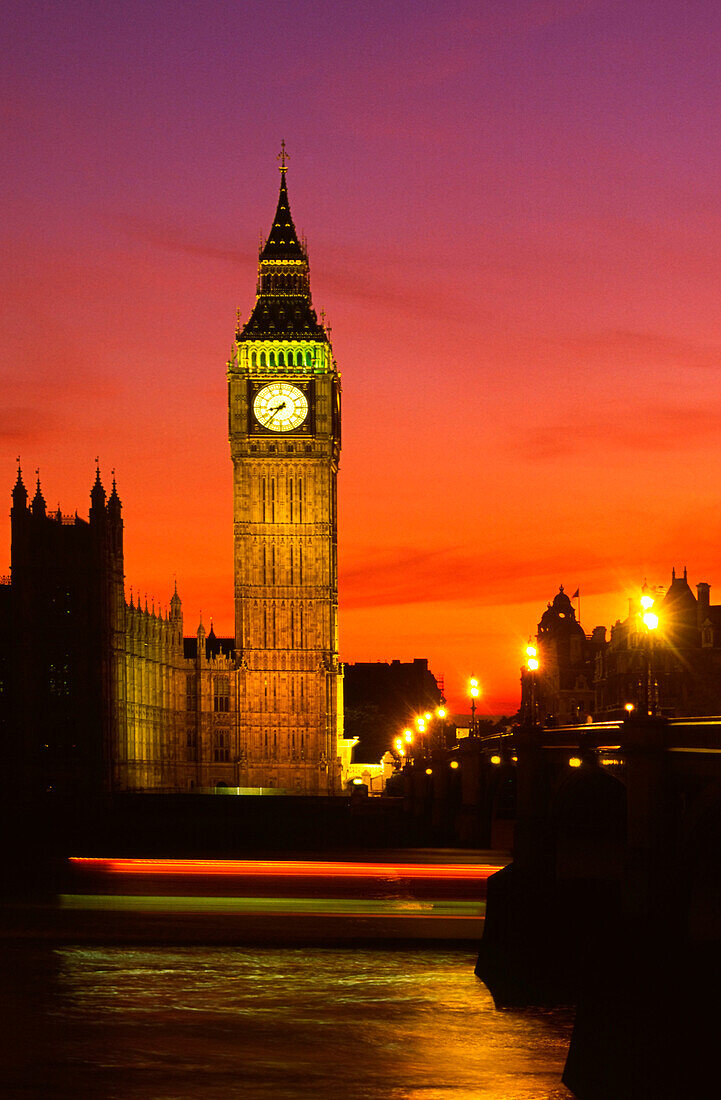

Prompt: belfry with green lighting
xmin=227 ymin=147 xmax=343 ymax=793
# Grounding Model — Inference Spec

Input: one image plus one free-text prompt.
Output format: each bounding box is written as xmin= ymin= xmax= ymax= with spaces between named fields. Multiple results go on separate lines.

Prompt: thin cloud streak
xmin=340 ymin=546 xmax=611 ymax=610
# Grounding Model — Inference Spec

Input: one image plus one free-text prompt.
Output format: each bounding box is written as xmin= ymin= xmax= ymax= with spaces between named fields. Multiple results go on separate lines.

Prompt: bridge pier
xmin=476 ymin=713 xmax=721 ymax=1097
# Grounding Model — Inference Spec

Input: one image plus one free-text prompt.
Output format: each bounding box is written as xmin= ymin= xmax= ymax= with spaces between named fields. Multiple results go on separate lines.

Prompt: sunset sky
xmin=3 ymin=0 xmax=721 ymax=714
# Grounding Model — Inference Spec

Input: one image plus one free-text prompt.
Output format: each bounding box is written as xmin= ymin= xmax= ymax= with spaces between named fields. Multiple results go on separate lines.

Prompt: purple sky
xmin=3 ymin=0 xmax=721 ymax=711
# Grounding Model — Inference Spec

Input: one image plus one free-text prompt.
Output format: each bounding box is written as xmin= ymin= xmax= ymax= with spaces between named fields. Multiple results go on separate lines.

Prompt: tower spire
xmin=12 ymin=458 xmax=27 ymax=513
xmin=31 ymin=470 xmax=46 ymax=518
xmin=237 ymin=150 xmax=327 ymax=343
xmin=91 ymin=461 xmax=106 ymax=513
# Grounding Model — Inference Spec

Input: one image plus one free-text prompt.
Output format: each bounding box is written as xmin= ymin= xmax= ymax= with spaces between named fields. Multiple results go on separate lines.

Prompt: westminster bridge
xmin=401 ymin=714 xmax=721 ymax=1098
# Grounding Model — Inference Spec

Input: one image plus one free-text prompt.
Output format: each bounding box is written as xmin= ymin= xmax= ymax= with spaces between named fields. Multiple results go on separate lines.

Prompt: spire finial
xmin=278 ymin=139 xmax=289 ymax=172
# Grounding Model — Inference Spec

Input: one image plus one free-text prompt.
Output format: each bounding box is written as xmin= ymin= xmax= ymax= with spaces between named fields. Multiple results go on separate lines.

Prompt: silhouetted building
xmin=595 ymin=567 xmax=721 ymax=718
xmin=520 ymin=586 xmax=605 ymax=725
xmin=519 ymin=585 xmax=607 ymax=730
xmin=344 ymin=659 xmax=442 ymax=763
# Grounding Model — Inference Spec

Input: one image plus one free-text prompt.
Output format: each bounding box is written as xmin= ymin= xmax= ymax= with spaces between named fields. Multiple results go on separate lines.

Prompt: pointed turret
xmin=170 ymin=579 xmax=181 ymax=620
xmin=90 ymin=464 xmax=106 ymax=517
xmin=31 ymin=472 xmax=46 ymax=518
xmin=238 ymin=148 xmax=326 ymax=343
xmin=108 ymin=471 xmax=122 ymax=520
xmin=259 ymin=166 xmax=305 ymax=263
xmin=12 ymin=462 xmax=27 ymax=515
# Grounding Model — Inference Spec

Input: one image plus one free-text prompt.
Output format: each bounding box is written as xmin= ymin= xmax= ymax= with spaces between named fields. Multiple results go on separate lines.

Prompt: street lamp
xmin=469 ymin=677 xmax=480 ymax=736
xmin=525 ymin=643 xmax=539 ymax=724
xmin=639 ymin=586 xmax=660 ymax=716
xmin=414 ymin=715 xmax=428 ymax=755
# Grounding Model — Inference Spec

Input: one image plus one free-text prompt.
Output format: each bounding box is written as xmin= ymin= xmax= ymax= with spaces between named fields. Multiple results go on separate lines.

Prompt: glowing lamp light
xmin=416 ymin=718 xmax=426 ymax=731
xmin=526 ymin=644 xmax=537 ymax=659
xmin=527 ymin=657 xmax=539 ymax=671
xmin=643 ymin=611 xmax=659 ymax=631
xmin=490 ymin=755 xmax=501 ymax=765
xmin=425 ymin=767 xmax=433 ymax=776
xmin=424 ymin=712 xmax=432 ymax=720
xmin=640 ymin=594 xmax=654 ymax=611
xmin=624 ymin=703 xmax=635 ymax=713
xmin=449 ymin=760 xmax=459 ymax=770
xmin=352 ymin=778 xmax=364 ymax=785
xmin=436 ymin=707 xmax=447 ymax=719
xmin=403 ymin=729 xmax=413 ymax=743
xmin=569 ymin=756 xmax=582 ymax=768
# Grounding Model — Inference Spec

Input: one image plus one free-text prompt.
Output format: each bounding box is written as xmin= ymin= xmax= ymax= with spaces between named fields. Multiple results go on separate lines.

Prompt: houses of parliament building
xmin=0 ymin=159 xmax=344 ymax=798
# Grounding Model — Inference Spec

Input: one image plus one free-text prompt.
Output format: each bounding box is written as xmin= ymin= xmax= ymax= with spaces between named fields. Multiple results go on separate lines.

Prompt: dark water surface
xmin=1 ymin=945 xmax=573 ymax=1099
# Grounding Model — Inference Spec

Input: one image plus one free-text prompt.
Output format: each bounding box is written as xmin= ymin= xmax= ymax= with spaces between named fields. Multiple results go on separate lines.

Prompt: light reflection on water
xmin=1 ymin=946 xmax=574 ymax=1099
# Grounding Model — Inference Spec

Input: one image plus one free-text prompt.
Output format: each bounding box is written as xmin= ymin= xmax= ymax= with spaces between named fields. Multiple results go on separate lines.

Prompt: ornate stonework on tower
xmin=227 ymin=154 xmax=343 ymax=794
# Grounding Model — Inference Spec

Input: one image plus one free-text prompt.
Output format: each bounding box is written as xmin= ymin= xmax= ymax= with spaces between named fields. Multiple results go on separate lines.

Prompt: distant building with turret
xmin=595 ymin=567 xmax=721 ymax=719
xmin=520 ymin=572 xmax=721 ymax=725
xmin=520 ymin=586 xmax=605 ymax=725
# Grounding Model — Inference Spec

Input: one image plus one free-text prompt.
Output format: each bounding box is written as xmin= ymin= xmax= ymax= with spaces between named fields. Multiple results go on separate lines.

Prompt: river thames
xmin=1 ymin=944 xmax=573 ymax=1099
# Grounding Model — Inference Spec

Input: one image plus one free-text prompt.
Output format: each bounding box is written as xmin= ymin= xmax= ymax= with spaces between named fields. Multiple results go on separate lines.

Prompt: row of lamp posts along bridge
xmin=392 ymin=583 xmax=662 ymax=774
xmin=391 ymin=676 xmax=488 ymax=774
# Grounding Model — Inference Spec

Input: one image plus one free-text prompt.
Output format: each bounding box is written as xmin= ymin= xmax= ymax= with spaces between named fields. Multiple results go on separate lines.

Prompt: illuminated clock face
xmin=253 ymin=382 xmax=308 ymax=432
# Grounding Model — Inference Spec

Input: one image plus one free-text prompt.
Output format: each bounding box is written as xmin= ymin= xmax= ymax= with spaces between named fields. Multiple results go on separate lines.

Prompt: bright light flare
xmin=640 ymin=594 xmax=654 ymax=611
xmin=569 ymin=756 xmax=582 ymax=768
xmin=643 ymin=611 xmax=659 ymax=631
xmin=527 ymin=658 xmax=539 ymax=671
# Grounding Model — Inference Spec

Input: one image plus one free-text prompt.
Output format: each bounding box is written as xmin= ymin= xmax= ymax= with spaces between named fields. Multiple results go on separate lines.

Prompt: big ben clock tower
xmin=228 ymin=149 xmax=342 ymax=794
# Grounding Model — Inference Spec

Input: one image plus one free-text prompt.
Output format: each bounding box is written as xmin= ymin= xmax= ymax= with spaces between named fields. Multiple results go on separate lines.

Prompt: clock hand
xmin=266 ymin=401 xmax=287 ymax=422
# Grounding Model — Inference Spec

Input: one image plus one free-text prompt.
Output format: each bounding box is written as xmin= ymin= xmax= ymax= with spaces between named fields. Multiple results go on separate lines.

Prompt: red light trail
xmin=70 ymin=857 xmax=501 ymax=880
